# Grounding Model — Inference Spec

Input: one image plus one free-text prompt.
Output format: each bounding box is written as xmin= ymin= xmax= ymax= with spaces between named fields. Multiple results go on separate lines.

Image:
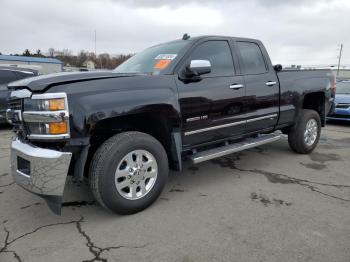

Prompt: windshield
xmin=337 ymin=82 xmax=350 ymax=94
xmin=114 ymin=40 xmax=189 ymax=75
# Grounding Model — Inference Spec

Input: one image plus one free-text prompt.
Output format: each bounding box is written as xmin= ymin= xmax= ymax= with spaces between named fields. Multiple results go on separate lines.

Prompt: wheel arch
xmin=84 ymin=106 xmax=183 ymax=180
xmin=302 ymin=91 xmax=326 ymax=126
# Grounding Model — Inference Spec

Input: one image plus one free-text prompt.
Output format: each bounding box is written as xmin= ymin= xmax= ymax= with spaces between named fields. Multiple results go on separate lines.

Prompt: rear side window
xmin=237 ymin=42 xmax=267 ymax=75
xmin=188 ymin=41 xmax=234 ymax=77
xmin=0 ymin=70 xmax=17 ymax=85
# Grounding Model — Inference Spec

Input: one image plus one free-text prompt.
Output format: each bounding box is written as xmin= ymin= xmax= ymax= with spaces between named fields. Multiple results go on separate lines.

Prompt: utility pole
xmin=94 ymin=30 xmax=97 ymax=57
xmin=337 ymin=44 xmax=343 ymax=76
xmin=94 ymin=29 xmax=103 ymax=69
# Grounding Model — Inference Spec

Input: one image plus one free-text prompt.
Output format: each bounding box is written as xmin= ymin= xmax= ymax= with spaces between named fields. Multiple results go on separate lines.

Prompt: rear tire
xmin=288 ymin=109 xmax=321 ymax=154
xmin=89 ymin=131 xmax=169 ymax=214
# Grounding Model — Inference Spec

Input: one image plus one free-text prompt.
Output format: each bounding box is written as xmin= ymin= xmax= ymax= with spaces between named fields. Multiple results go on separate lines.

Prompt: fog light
xmin=49 ymin=122 xmax=68 ymax=134
xmin=17 ymin=156 xmax=30 ymax=176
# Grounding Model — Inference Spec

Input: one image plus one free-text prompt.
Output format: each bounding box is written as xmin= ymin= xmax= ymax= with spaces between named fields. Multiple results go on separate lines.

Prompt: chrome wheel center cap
xmin=132 ymin=168 xmax=145 ymax=182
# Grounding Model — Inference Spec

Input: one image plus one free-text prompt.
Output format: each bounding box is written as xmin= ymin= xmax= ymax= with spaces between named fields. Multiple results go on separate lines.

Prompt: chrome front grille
xmin=8 ymin=99 xmax=23 ymax=111
xmin=6 ymin=98 xmax=23 ymax=125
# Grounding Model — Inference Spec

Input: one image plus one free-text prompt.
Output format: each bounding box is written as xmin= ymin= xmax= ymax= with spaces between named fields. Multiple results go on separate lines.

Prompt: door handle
xmin=229 ymin=84 xmax=244 ymax=90
xmin=266 ymin=81 xmax=277 ymax=86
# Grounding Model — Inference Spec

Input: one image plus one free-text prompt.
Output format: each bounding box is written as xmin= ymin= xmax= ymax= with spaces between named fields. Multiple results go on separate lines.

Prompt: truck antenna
xmin=182 ymin=33 xmax=190 ymax=40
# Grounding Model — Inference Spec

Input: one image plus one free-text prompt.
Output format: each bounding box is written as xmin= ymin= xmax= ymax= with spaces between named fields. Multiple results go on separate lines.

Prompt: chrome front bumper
xmin=11 ymin=138 xmax=72 ymax=214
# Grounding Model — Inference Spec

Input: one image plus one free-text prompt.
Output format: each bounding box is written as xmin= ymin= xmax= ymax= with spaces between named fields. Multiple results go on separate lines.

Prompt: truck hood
xmin=7 ymin=71 xmax=138 ymax=92
xmin=335 ymin=94 xmax=350 ymax=104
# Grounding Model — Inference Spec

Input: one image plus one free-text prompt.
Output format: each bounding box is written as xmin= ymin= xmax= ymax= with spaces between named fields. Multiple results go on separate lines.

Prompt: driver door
xmin=175 ymin=39 xmax=246 ymax=148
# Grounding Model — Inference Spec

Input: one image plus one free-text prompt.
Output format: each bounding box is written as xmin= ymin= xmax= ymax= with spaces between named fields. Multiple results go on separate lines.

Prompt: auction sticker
xmin=155 ymin=54 xmax=177 ymax=60
xmin=154 ymin=59 xmax=172 ymax=70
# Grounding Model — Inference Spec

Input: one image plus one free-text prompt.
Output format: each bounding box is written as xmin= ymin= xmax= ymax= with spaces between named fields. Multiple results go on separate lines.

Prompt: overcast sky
xmin=1 ymin=0 xmax=349 ymax=66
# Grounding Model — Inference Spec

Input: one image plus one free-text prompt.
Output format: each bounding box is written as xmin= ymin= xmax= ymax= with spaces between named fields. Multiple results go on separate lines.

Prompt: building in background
xmin=83 ymin=60 xmax=95 ymax=70
xmin=64 ymin=60 xmax=104 ymax=72
xmin=0 ymin=55 xmax=63 ymax=75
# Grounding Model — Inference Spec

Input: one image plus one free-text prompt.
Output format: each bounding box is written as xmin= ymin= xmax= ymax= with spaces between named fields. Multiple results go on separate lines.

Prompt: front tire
xmin=288 ymin=109 xmax=321 ymax=154
xmin=90 ymin=131 xmax=169 ymax=214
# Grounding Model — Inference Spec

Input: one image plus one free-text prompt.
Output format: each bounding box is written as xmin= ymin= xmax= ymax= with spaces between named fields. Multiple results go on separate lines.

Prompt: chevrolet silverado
xmin=6 ymin=35 xmax=335 ymax=215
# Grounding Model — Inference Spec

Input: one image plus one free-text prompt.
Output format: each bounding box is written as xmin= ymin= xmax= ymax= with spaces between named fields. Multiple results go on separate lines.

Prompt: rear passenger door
xmin=236 ymin=41 xmax=279 ymax=132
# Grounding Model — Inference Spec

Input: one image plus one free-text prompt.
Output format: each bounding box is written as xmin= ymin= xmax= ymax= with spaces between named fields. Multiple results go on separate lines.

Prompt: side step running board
xmin=190 ymin=134 xmax=281 ymax=164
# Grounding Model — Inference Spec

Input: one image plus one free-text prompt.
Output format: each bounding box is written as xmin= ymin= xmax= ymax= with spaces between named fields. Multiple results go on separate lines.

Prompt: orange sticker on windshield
xmin=154 ymin=59 xmax=171 ymax=70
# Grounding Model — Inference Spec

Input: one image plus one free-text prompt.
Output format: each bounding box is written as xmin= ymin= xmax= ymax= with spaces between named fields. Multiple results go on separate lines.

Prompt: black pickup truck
xmin=7 ymin=35 xmax=335 ymax=215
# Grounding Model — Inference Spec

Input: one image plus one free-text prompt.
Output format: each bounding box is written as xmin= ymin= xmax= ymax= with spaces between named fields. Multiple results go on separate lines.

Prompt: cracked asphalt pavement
xmin=1 ymin=123 xmax=350 ymax=262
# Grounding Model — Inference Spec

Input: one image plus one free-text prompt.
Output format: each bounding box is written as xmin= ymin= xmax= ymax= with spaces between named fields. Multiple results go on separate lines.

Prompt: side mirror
xmin=184 ymin=60 xmax=211 ymax=78
xmin=274 ymin=64 xmax=283 ymax=72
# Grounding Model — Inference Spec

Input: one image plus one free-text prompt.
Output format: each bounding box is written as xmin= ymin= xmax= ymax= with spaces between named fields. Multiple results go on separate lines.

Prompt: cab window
xmin=187 ymin=41 xmax=235 ymax=77
xmin=237 ymin=42 xmax=267 ymax=75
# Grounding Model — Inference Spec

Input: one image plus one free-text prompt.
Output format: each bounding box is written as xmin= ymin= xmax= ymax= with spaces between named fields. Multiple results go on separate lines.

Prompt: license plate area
xmin=17 ymin=156 xmax=31 ymax=176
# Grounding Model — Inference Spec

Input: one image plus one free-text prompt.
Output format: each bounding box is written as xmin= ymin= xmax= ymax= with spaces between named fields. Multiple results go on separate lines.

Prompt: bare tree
xmin=76 ymin=50 xmax=89 ymax=67
xmin=48 ymin=48 xmax=55 ymax=57
xmin=36 ymin=49 xmax=43 ymax=57
xmin=23 ymin=49 xmax=31 ymax=56
xmin=62 ymin=49 xmax=73 ymax=57
xmin=12 ymin=47 xmax=132 ymax=69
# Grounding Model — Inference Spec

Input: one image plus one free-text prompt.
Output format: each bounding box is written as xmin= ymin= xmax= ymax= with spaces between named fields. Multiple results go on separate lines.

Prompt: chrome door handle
xmin=230 ymin=84 xmax=244 ymax=90
xmin=266 ymin=81 xmax=277 ymax=86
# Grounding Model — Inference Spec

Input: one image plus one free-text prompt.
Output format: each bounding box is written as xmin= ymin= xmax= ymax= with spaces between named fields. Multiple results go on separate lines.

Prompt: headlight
xmin=24 ymin=98 xmax=65 ymax=111
xmin=26 ymin=122 xmax=68 ymax=135
xmin=22 ymin=93 xmax=70 ymax=140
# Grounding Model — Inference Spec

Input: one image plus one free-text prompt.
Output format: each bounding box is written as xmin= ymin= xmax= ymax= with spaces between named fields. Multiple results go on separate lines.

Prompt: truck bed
xmin=276 ymin=69 xmax=335 ymax=127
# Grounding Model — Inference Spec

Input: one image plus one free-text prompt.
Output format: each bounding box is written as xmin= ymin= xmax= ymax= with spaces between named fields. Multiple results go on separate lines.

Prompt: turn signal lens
xmin=49 ymin=98 xmax=65 ymax=111
xmin=49 ymin=122 xmax=68 ymax=134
